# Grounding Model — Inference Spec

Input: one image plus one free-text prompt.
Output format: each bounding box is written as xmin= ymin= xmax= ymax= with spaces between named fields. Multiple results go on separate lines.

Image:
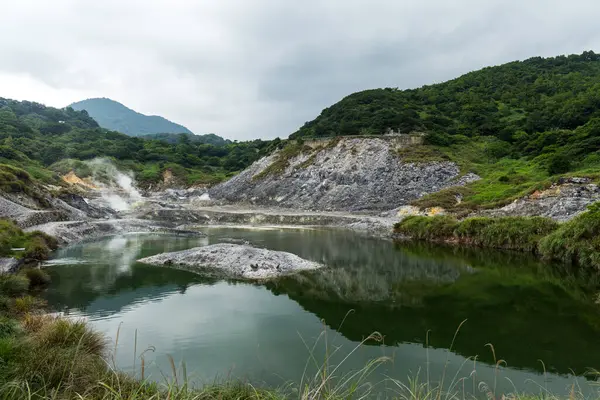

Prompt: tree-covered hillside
xmin=69 ymin=98 xmax=195 ymax=137
xmin=291 ymin=51 xmax=600 ymax=158
xmin=140 ymin=132 xmax=231 ymax=146
xmin=0 ymin=98 xmax=276 ymax=186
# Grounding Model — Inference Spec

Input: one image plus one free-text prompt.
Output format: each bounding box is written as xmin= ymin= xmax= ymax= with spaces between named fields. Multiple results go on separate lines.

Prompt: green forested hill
xmin=140 ymin=132 xmax=231 ymax=146
xmin=69 ymin=98 xmax=196 ymax=137
xmin=0 ymin=98 xmax=275 ymax=186
xmin=288 ymin=51 xmax=600 ymax=210
xmin=291 ymin=51 xmax=600 ymax=158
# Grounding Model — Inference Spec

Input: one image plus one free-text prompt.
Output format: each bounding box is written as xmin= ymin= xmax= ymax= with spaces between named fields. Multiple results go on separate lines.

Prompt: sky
xmin=1 ymin=0 xmax=599 ymax=141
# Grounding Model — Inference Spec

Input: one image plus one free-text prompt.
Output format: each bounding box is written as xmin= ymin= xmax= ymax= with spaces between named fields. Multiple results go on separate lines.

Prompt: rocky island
xmin=137 ymin=243 xmax=322 ymax=280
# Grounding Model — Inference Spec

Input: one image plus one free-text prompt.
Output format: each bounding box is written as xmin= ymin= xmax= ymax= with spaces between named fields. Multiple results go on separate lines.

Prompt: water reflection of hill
xmin=266 ymin=243 xmax=600 ymax=377
xmin=44 ymin=232 xmax=600 ymax=378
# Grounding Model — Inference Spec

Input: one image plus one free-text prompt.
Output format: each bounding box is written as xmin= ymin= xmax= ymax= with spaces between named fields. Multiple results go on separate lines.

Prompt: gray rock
xmin=137 ymin=243 xmax=322 ymax=280
xmin=477 ymin=183 xmax=600 ymax=221
xmin=0 ymin=257 xmax=21 ymax=273
xmin=209 ymin=138 xmax=480 ymax=213
xmin=27 ymin=219 xmax=205 ymax=245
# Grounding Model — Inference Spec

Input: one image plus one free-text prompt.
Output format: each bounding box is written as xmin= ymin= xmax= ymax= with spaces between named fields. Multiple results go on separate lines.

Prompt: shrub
xmin=22 ymin=268 xmax=51 ymax=288
xmin=539 ymin=203 xmax=600 ymax=270
xmin=0 ymin=295 xmax=10 ymax=312
xmin=34 ymin=318 xmax=106 ymax=356
xmin=22 ymin=237 xmax=50 ymax=261
xmin=0 ymin=316 xmax=19 ymax=338
xmin=0 ymin=220 xmax=57 ymax=260
xmin=397 ymin=215 xmax=558 ymax=252
xmin=13 ymin=295 xmax=46 ymax=315
xmin=0 ymin=220 xmax=23 ymax=257
xmin=424 ymin=131 xmax=453 ymax=146
xmin=27 ymin=231 xmax=58 ymax=251
xmin=0 ymin=275 xmax=29 ymax=298
xmin=456 ymin=216 xmax=558 ymax=252
xmin=394 ymin=215 xmax=458 ymax=240
xmin=0 ymin=336 xmax=23 ymax=370
xmin=397 ymin=145 xmax=450 ymax=164
xmin=547 ymin=153 xmax=571 ymax=175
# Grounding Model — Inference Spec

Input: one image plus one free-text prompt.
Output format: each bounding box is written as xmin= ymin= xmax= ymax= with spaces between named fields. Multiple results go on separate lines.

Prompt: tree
xmin=547 ymin=154 xmax=571 ymax=175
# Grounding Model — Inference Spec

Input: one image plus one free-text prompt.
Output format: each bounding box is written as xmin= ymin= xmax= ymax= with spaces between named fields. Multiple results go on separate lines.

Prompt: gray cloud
xmin=0 ymin=0 xmax=599 ymax=140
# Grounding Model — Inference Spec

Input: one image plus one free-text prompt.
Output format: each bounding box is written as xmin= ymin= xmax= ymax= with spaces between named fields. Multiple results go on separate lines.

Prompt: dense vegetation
xmin=69 ymin=98 xmax=194 ymax=136
xmin=0 ymin=98 xmax=278 ymax=187
xmin=395 ymin=204 xmax=600 ymax=271
xmin=139 ymin=132 xmax=230 ymax=146
xmin=293 ymin=52 xmax=600 ymax=157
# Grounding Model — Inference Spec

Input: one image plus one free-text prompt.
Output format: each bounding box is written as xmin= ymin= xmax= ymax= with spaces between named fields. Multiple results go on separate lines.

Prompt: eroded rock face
xmin=209 ymin=138 xmax=479 ymax=213
xmin=137 ymin=244 xmax=322 ymax=280
xmin=477 ymin=180 xmax=600 ymax=221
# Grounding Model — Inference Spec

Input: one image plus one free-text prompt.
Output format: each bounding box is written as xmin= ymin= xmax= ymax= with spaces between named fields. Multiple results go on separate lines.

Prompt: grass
xmin=395 ymin=215 xmax=558 ymax=253
xmin=253 ymin=142 xmax=314 ymax=181
xmin=0 ymin=219 xmax=58 ymax=260
xmin=411 ymin=186 xmax=474 ymax=210
xmin=539 ymin=203 xmax=600 ymax=270
xmin=394 ymin=215 xmax=459 ymax=241
xmin=454 ymin=216 xmax=558 ymax=252
xmin=396 ymin=145 xmax=451 ymax=164
xmin=395 ymin=203 xmax=600 ymax=271
xmin=0 ymin=164 xmax=51 ymax=207
xmin=403 ymin=138 xmax=600 ymax=212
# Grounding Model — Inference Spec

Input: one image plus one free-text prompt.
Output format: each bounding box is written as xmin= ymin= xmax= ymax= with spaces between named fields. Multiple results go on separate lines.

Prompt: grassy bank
xmin=0 ymin=220 xmax=58 ymax=262
xmin=394 ymin=204 xmax=600 ymax=270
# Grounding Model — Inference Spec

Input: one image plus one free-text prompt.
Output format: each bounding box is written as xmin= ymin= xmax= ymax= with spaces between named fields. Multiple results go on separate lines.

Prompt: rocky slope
xmin=209 ymin=137 xmax=479 ymax=212
xmin=476 ymin=178 xmax=600 ymax=221
xmin=28 ymin=219 xmax=204 ymax=245
xmin=0 ymin=189 xmax=105 ymax=228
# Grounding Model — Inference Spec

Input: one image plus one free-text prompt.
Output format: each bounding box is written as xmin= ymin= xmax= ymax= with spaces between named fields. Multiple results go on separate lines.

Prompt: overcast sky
xmin=1 ymin=0 xmax=599 ymax=140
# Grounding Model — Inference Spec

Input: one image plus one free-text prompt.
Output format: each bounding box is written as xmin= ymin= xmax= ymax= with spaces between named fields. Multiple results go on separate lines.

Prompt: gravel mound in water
xmin=137 ymin=244 xmax=322 ymax=280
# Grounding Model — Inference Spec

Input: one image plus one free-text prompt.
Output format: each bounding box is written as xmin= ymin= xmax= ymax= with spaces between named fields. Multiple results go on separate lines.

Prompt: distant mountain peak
xmin=69 ymin=98 xmax=194 ymax=136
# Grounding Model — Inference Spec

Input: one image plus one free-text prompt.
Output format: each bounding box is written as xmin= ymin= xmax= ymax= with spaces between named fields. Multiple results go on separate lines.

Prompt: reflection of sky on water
xmin=86 ymin=283 xmax=593 ymax=397
xmin=44 ymin=229 xmax=600 ymax=397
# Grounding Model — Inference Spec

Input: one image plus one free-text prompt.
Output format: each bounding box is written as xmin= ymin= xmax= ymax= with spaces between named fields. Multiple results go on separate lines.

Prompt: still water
xmin=43 ymin=228 xmax=600 ymax=397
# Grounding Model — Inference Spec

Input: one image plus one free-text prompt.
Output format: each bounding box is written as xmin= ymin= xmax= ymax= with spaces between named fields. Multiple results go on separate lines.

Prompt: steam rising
xmin=85 ymin=158 xmax=143 ymax=212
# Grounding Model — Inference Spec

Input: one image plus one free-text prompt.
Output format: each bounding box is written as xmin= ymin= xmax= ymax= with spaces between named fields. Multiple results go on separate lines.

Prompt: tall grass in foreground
xmin=2 ymin=271 xmax=600 ymax=399
xmin=1 ymin=316 xmax=600 ymax=400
